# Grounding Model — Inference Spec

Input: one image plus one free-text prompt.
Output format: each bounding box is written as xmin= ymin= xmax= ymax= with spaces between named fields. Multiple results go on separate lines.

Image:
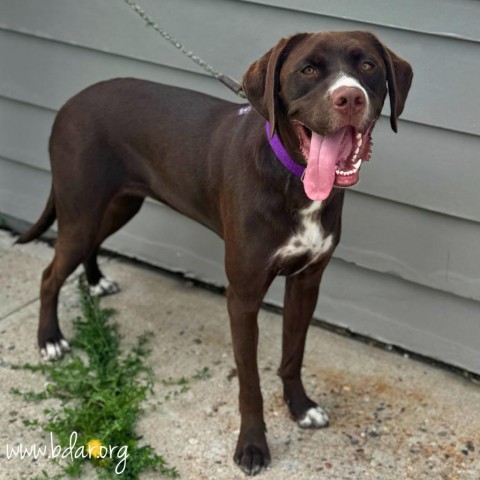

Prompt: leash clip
xmin=219 ymin=75 xmax=246 ymax=98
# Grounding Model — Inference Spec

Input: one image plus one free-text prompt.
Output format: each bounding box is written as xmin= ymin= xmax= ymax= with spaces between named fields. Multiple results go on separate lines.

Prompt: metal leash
xmin=122 ymin=0 xmax=246 ymax=98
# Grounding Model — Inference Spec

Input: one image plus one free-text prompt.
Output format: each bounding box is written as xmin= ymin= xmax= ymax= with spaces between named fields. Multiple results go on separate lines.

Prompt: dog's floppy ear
xmin=380 ymin=45 xmax=413 ymax=133
xmin=243 ymin=34 xmax=310 ymax=138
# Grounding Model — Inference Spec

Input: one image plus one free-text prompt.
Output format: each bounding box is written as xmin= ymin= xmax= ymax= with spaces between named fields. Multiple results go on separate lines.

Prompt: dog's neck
xmin=265 ymin=122 xmax=305 ymax=178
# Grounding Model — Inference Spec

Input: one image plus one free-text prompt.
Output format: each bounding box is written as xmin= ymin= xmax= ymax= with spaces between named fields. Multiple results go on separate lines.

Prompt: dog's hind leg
xmin=84 ymin=253 xmax=121 ymax=297
xmin=83 ymin=195 xmax=144 ymax=297
xmin=39 ymin=222 xmax=99 ymax=360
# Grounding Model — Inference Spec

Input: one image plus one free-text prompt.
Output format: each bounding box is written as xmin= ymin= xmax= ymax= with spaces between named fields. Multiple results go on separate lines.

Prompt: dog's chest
xmin=273 ymin=201 xmax=334 ymax=273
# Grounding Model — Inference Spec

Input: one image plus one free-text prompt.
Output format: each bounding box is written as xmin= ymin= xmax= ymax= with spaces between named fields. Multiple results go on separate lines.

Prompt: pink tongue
xmin=303 ymin=128 xmax=351 ymax=201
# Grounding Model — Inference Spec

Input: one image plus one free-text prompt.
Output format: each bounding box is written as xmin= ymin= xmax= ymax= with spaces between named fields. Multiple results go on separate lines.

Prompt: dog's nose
xmin=331 ymin=87 xmax=366 ymax=114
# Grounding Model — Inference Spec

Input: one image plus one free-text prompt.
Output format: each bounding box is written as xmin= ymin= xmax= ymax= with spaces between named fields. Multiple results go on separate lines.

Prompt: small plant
xmin=192 ymin=367 xmax=211 ymax=381
xmin=159 ymin=368 xmax=212 ymax=404
xmin=11 ymin=278 xmax=179 ymax=479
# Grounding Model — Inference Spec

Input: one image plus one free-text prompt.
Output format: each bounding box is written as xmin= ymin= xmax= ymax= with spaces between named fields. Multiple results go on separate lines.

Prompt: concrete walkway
xmin=1 ymin=229 xmax=479 ymax=480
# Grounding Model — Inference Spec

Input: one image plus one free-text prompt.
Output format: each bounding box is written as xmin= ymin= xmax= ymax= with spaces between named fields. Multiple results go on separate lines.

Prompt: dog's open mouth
xmin=294 ymin=122 xmax=373 ymax=201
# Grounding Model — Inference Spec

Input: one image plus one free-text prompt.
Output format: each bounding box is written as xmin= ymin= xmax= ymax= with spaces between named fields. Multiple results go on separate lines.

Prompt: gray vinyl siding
xmin=1 ymin=0 xmax=479 ymax=373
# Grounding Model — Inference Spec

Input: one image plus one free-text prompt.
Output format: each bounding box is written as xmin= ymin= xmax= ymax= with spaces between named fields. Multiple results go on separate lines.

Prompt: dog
xmin=17 ymin=31 xmax=412 ymax=475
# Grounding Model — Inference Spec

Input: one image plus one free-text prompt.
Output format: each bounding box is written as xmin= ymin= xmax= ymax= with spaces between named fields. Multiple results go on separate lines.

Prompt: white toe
xmin=89 ymin=277 xmax=120 ymax=297
xmin=60 ymin=339 xmax=70 ymax=352
xmin=89 ymin=284 xmax=104 ymax=296
xmin=100 ymin=277 xmax=120 ymax=294
xmin=42 ymin=340 xmax=70 ymax=361
xmin=298 ymin=406 xmax=330 ymax=428
xmin=45 ymin=342 xmax=59 ymax=361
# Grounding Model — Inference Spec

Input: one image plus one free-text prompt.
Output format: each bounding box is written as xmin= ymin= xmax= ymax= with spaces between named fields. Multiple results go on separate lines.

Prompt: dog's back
xmin=49 ymin=78 xmax=248 ymax=232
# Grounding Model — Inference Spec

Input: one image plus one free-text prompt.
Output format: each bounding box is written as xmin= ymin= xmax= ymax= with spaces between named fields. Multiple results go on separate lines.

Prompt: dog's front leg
xmin=278 ymin=262 xmax=331 ymax=429
xmin=227 ymin=276 xmax=273 ymax=476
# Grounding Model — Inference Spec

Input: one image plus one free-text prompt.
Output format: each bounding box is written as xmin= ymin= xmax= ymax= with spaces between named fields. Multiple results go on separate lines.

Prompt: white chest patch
xmin=274 ymin=201 xmax=334 ymax=273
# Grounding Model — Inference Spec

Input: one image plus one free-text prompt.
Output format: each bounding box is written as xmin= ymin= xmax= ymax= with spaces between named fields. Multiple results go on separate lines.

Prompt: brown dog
xmin=18 ymin=31 xmax=412 ymax=475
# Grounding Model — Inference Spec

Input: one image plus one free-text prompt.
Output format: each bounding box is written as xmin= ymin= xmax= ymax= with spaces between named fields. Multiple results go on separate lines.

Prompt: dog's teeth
xmin=357 ymin=138 xmax=363 ymax=147
xmin=356 ymin=132 xmax=362 ymax=139
xmin=354 ymin=147 xmax=360 ymax=155
xmin=352 ymin=158 xmax=362 ymax=170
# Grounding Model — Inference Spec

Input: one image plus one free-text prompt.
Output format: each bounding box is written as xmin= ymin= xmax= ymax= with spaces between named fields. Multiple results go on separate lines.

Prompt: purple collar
xmin=265 ymin=122 xmax=305 ymax=178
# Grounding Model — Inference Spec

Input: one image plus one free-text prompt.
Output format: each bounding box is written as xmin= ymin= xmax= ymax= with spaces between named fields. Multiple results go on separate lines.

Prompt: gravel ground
xmin=1 ymin=229 xmax=479 ymax=480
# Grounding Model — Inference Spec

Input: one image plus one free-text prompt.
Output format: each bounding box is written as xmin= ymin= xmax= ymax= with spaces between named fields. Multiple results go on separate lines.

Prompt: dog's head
xmin=243 ymin=31 xmax=413 ymax=200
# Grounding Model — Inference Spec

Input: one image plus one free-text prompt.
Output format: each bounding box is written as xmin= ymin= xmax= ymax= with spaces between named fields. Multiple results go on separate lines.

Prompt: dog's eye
xmin=361 ymin=61 xmax=375 ymax=72
xmin=301 ymin=65 xmax=316 ymax=76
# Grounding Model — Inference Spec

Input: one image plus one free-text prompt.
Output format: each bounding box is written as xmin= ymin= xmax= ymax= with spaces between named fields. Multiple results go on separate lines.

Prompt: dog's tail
xmin=16 ymin=188 xmax=56 ymax=244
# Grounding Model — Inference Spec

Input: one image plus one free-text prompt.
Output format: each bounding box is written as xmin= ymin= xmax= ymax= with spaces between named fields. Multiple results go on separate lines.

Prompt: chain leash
xmin=122 ymin=0 xmax=246 ymax=98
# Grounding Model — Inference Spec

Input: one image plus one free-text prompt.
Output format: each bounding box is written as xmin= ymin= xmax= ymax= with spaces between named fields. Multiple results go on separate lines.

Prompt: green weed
xmin=11 ymin=279 xmax=179 ymax=479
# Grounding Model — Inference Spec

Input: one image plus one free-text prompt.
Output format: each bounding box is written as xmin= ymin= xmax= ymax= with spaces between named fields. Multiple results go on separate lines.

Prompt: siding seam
xmin=237 ymin=0 xmax=480 ymax=44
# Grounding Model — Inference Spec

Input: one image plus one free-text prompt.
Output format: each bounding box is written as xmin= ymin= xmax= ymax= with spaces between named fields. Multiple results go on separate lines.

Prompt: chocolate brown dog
xmin=18 ymin=31 xmax=412 ymax=475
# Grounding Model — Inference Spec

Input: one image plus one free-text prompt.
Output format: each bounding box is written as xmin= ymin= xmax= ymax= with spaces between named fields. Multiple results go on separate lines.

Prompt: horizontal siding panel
xmin=1 ymin=0 xmax=479 ymax=135
xmin=356 ymin=118 xmax=480 ymax=223
xmin=0 ymin=29 xmax=240 ymax=112
xmin=0 ymin=158 xmax=51 ymax=224
xmin=0 ymin=97 xmax=54 ymax=172
xmin=239 ymin=0 xmax=480 ymax=42
xmin=313 ymin=258 xmax=480 ymax=375
xmin=0 ymin=0 xmax=201 ymax=74
xmin=339 ymin=192 xmax=480 ymax=302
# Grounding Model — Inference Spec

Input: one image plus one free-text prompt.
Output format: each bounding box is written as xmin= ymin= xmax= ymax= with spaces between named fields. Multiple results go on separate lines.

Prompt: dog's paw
xmin=40 ymin=339 xmax=70 ymax=361
xmin=89 ymin=277 xmax=120 ymax=297
xmin=234 ymin=429 xmax=271 ymax=477
xmin=234 ymin=444 xmax=271 ymax=476
xmin=298 ymin=406 xmax=330 ymax=428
